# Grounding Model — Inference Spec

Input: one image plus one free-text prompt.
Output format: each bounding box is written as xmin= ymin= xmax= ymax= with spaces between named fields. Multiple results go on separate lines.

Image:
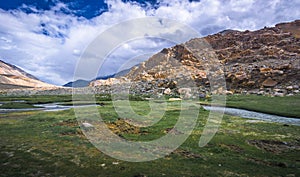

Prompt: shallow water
xmin=1 ymin=102 xmax=299 ymax=126
xmin=203 ymin=106 xmax=300 ymax=126
xmin=0 ymin=103 xmax=96 ymax=113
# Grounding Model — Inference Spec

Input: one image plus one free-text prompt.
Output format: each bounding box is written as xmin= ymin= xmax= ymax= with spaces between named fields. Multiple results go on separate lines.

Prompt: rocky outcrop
xmin=0 ymin=60 xmax=55 ymax=89
xmin=89 ymin=20 xmax=300 ymax=97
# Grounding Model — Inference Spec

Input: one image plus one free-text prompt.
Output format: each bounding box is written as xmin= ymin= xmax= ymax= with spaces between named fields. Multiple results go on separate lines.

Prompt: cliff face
xmin=0 ymin=60 xmax=55 ymax=89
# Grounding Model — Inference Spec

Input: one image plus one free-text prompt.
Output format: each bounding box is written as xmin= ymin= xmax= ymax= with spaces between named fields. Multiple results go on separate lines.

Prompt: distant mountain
xmin=64 ymin=67 xmax=132 ymax=87
xmin=63 ymin=79 xmax=90 ymax=88
xmin=0 ymin=60 xmax=55 ymax=89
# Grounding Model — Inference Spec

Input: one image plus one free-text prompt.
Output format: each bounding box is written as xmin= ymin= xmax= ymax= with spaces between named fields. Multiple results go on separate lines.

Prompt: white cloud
xmin=0 ymin=0 xmax=299 ymax=85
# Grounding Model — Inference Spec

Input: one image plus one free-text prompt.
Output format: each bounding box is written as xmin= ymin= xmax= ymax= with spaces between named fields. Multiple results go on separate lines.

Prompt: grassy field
xmin=225 ymin=95 xmax=300 ymax=118
xmin=0 ymin=95 xmax=299 ymax=176
xmin=198 ymin=94 xmax=300 ymax=118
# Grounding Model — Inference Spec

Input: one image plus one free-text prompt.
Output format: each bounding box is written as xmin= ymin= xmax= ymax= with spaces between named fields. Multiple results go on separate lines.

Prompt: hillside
xmin=90 ymin=20 xmax=300 ymax=97
xmin=0 ymin=60 xmax=55 ymax=89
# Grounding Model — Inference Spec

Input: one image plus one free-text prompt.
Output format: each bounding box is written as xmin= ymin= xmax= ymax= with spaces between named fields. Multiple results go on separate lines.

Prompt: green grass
xmin=225 ymin=95 xmax=300 ymax=118
xmin=0 ymin=95 xmax=73 ymax=104
xmin=0 ymin=96 xmax=299 ymax=176
xmin=0 ymin=102 xmax=42 ymax=109
xmin=199 ymin=94 xmax=300 ymax=118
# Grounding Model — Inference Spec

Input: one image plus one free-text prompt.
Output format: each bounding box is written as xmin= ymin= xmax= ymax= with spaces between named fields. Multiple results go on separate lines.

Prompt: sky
xmin=0 ymin=0 xmax=299 ymax=85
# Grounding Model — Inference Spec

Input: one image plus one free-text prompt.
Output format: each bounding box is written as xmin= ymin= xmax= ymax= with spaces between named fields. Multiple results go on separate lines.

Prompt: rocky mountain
xmin=90 ymin=20 xmax=300 ymax=97
xmin=0 ymin=60 xmax=54 ymax=89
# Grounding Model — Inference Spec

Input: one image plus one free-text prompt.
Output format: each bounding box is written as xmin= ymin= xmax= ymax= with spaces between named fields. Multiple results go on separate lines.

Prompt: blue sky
xmin=0 ymin=0 xmax=299 ymax=85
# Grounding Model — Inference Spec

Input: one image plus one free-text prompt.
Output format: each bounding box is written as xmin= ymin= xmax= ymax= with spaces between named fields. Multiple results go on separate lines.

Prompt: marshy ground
xmin=0 ymin=95 xmax=299 ymax=176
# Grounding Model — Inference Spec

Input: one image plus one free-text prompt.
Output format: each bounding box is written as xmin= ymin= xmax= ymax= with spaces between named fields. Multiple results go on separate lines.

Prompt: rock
xmin=82 ymin=122 xmax=94 ymax=128
xmin=248 ymin=89 xmax=259 ymax=94
xmin=293 ymin=85 xmax=299 ymax=89
xmin=164 ymin=88 xmax=172 ymax=95
xmin=262 ymin=77 xmax=278 ymax=87
xmin=274 ymin=92 xmax=285 ymax=97
xmin=286 ymin=86 xmax=293 ymax=90
xmin=89 ymin=78 xmax=128 ymax=86
xmin=271 ymin=70 xmax=284 ymax=75
xmin=260 ymin=67 xmax=272 ymax=73
xmin=178 ymin=88 xmax=192 ymax=99
xmin=169 ymin=98 xmax=182 ymax=101
xmin=234 ymin=71 xmax=248 ymax=81
xmin=277 ymin=63 xmax=291 ymax=70
xmin=225 ymin=90 xmax=233 ymax=95
xmin=257 ymin=91 xmax=265 ymax=95
xmin=247 ymin=81 xmax=256 ymax=86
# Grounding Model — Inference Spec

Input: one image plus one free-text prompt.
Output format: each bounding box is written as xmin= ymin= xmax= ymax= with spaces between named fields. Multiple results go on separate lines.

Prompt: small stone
xmin=260 ymin=67 xmax=272 ymax=73
xmin=225 ymin=90 xmax=233 ymax=95
xmin=286 ymin=86 xmax=293 ymax=90
xmin=247 ymin=81 xmax=256 ymax=86
xmin=164 ymin=88 xmax=172 ymax=95
xmin=271 ymin=70 xmax=284 ymax=75
xmin=262 ymin=77 xmax=278 ymax=87
xmin=293 ymin=85 xmax=299 ymax=89
xmin=257 ymin=91 xmax=264 ymax=95
xmin=274 ymin=92 xmax=284 ymax=97
xmin=101 ymin=163 xmax=106 ymax=167
xmin=82 ymin=122 xmax=94 ymax=128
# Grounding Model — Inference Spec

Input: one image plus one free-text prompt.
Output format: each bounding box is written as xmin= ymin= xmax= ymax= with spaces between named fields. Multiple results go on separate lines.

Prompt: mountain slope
xmin=63 ymin=79 xmax=90 ymax=88
xmin=0 ymin=60 xmax=54 ymax=89
xmin=90 ymin=20 xmax=300 ymax=96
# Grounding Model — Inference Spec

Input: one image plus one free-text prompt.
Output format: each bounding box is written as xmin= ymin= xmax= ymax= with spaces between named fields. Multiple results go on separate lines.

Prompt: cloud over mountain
xmin=0 ymin=0 xmax=299 ymax=85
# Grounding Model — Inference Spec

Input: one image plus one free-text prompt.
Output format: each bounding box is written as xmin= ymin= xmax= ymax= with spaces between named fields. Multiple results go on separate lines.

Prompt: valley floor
xmin=0 ymin=95 xmax=299 ymax=176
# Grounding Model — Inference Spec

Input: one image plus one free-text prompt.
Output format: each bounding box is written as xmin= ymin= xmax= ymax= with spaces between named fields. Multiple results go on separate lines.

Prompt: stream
xmin=0 ymin=103 xmax=95 ymax=113
xmin=202 ymin=106 xmax=300 ymax=126
xmin=0 ymin=102 xmax=299 ymax=126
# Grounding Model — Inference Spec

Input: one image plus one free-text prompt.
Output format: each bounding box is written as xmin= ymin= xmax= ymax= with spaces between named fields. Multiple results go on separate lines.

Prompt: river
xmin=202 ymin=106 xmax=300 ymax=126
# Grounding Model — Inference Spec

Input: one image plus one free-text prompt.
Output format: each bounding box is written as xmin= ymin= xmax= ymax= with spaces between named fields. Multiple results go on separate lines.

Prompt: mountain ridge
xmin=0 ymin=60 xmax=55 ymax=89
xmin=90 ymin=19 xmax=300 ymax=96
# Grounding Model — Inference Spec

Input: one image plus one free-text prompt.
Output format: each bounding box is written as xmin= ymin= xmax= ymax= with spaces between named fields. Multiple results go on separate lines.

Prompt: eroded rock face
xmin=87 ymin=20 xmax=300 ymax=96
